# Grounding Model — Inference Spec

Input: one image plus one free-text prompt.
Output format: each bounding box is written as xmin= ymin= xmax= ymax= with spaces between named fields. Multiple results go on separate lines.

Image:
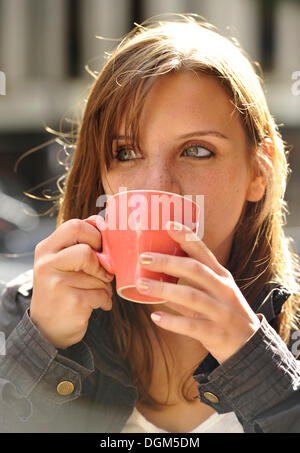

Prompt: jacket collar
xmin=251 ymin=284 xmax=291 ymax=323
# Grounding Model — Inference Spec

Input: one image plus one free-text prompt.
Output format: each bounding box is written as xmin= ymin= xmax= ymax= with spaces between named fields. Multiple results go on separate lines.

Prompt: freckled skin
xmin=102 ymin=71 xmax=260 ymax=266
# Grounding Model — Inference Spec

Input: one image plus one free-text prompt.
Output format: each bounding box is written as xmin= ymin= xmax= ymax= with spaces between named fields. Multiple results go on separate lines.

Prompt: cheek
xmin=101 ymin=168 xmax=132 ymax=194
xmin=202 ymin=166 xmax=249 ymax=238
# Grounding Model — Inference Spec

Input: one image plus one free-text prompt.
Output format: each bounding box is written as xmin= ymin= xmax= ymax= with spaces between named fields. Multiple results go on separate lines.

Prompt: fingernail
xmin=136 ymin=278 xmax=151 ymax=293
xmin=139 ymin=253 xmax=154 ymax=265
xmin=166 ymin=221 xmax=184 ymax=231
xmin=151 ymin=312 xmax=162 ymax=323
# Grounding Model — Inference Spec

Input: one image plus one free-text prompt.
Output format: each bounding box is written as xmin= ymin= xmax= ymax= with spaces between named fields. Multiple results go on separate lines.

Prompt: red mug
xmin=85 ymin=190 xmax=201 ymax=303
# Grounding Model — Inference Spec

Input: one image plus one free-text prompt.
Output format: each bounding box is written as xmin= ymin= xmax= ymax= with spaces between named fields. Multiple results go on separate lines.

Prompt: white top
xmin=121 ymin=407 xmax=244 ymax=433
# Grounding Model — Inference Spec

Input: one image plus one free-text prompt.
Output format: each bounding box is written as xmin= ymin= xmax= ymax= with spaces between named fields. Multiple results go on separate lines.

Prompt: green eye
xmin=113 ymin=144 xmax=214 ymax=162
xmin=114 ymin=148 xmax=137 ymax=161
xmin=183 ymin=145 xmax=213 ymax=158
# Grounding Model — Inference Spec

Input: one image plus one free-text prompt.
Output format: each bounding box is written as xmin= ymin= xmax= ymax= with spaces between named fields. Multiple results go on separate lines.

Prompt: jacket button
xmin=203 ymin=391 xmax=219 ymax=404
xmin=56 ymin=381 xmax=75 ymax=396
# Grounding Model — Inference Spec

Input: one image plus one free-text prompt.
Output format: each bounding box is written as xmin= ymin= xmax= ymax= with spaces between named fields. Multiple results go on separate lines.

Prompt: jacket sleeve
xmin=0 ymin=273 xmax=95 ymax=432
xmin=193 ymin=314 xmax=300 ymax=433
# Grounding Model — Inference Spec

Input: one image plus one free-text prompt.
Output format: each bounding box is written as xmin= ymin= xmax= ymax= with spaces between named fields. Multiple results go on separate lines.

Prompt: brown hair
xmin=55 ymin=14 xmax=299 ymax=407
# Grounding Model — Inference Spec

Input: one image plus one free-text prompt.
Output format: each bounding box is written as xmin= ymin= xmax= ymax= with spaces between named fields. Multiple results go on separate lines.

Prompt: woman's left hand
xmin=136 ymin=221 xmax=261 ymax=364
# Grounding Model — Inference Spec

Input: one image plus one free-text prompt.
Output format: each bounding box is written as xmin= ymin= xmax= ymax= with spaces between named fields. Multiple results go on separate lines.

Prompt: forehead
xmin=116 ymin=71 xmax=246 ymax=144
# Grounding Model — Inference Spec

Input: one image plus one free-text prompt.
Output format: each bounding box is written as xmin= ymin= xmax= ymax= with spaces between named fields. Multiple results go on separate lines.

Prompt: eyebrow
xmin=113 ymin=130 xmax=229 ymax=141
xmin=177 ymin=130 xmax=229 ymax=140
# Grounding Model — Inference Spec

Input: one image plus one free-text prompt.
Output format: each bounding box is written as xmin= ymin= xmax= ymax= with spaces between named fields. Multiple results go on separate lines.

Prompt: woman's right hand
xmin=30 ymin=219 xmax=114 ymax=349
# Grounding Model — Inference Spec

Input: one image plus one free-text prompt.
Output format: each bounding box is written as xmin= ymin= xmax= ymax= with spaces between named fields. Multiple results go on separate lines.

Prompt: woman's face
xmin=101 ymin=71 xmax=264 ymax=266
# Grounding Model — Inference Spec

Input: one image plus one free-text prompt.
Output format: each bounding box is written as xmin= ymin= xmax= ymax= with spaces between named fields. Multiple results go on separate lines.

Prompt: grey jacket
xmin=0 ymin=270 xmax=299 ymax=433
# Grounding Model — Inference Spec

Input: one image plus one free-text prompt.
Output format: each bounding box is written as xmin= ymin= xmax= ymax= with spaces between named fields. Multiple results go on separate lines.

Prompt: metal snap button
xmin=203 ymin=391 xmax=219 ymax=404
xmin=56 ymin=381 xmax=74 ymax=396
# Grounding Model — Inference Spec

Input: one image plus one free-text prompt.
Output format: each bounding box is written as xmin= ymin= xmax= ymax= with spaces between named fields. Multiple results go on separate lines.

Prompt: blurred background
xmin=0 ymin=0 xmax=300 ymax=289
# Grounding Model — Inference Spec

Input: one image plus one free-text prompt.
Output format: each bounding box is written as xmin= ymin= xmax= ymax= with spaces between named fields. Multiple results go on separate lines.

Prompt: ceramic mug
xmin=85 ymin=190 xmax=201 ymax=303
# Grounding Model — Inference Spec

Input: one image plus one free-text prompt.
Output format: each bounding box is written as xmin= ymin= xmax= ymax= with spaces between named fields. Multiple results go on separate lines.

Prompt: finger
xmin=84 ymin=215 xmax=106 ymax=233
xmin=53 ymin=270 xmax=114 ymax=293
xmin=53 ymin=243 xmax=114 ymax=281
xmin=164 ymin=301 xmax=202 ymax=319
xmin=74 ymin=287 xmax=113 ymax=311
xmin=37 ymin=219 xmax=102 ymax=254
xmin=139 ymin=252 xmax=226 ymax=299
xmin=166 ymin=221 xmax=230 ymax=278
xmin=136 ymin=278 xmax=217 ymax=319
xmin=150 ymin=310 xmax=206 ymax=342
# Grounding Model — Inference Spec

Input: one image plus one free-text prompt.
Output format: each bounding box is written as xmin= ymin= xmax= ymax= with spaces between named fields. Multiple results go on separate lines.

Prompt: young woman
xmin=0 ymin=14 xmax=299 ymax=433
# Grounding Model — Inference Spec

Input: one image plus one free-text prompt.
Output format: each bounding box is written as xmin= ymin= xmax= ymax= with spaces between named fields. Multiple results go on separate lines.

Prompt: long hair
xmin=56 ymin=14 xmax=300 ymax=407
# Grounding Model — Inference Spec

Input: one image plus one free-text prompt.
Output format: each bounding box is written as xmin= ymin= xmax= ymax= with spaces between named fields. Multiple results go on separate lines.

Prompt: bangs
xmin=106 ymin=74 xmax=159 ymax=165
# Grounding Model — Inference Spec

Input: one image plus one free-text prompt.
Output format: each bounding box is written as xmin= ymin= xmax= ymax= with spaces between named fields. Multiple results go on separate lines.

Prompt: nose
xmin=138 ymin=161 xmax=181 ymax=195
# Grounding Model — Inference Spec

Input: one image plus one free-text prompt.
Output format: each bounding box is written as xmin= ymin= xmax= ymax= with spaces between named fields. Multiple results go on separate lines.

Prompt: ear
xmin=246 ymin=138 xmax=273 ymax=202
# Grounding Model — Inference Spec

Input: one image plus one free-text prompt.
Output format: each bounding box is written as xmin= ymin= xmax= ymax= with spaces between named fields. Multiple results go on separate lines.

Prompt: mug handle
xmin=84 ymin=215 xmax=114 ymax=275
